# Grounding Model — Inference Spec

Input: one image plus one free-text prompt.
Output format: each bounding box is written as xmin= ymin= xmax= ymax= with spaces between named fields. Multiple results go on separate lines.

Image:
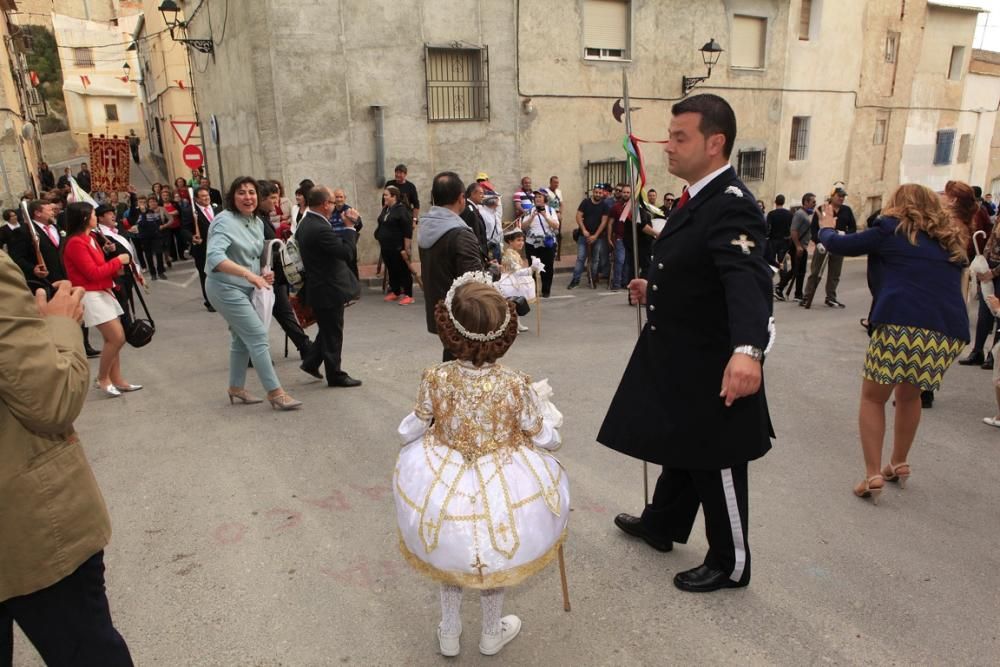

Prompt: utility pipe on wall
xmin=372 ymin=105 xmax=385 ymax=188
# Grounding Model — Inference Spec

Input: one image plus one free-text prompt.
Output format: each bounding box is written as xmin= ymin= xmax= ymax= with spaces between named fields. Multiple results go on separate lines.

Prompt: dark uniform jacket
xmin=598 ymin=167 xmax=773 ymax=470
xmin=295 ymin=211 xmax=358 ymax=309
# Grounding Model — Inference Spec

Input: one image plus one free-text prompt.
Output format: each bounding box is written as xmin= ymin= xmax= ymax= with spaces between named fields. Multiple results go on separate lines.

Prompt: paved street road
xmin=14 ymin=259 xmax=1000 ymax=665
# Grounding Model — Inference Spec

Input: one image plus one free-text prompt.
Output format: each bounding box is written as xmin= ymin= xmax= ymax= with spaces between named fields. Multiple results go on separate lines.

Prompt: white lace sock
xmin=480 ymin=587 xmax=505 ymax=636
xmin=439 ymin=584 xmax=463 ymax=636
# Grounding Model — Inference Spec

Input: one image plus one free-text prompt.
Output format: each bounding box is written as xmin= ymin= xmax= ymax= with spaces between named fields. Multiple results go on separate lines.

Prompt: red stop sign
xmin=182 ymin=144 xmax=204 ymax=169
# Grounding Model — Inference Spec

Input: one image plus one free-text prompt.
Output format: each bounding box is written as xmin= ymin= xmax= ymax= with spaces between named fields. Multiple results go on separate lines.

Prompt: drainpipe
xmin=372 ymin=105 xmax=385 ymax=187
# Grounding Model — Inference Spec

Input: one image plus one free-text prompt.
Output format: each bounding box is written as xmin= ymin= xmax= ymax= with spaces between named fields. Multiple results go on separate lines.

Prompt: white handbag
xmin=251 ymin=239 xmax=281 ymax=328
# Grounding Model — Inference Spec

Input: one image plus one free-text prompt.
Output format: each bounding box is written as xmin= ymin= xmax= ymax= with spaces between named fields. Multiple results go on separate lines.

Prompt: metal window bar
xmin=425 ymin=46 xmax=490 ymax=122
xmin=933 ymin=130 xmax=954 ymax=165
xmin=737 ymin=149 xmax=766 ymax=181
xmin=586 ymin=159 xmax=627 ymax=191
xmin=789 ymin=117 xmax=809 ymax=160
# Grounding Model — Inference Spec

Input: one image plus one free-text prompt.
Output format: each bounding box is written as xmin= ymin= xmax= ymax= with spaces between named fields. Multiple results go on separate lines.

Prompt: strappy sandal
xmin=881 ymin=462 xmax=911 ymax=489
xmin=853 ymin=474 xmax=885 ymax=505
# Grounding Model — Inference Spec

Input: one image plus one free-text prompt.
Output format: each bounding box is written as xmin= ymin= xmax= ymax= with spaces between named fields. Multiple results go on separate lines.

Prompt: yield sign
xmin=170 ymin=120 xmax=198 ymax=145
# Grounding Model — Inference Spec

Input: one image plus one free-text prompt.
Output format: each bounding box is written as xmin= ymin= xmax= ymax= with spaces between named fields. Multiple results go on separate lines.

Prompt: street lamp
xmin=681 ymin=38 xmax=724 ymax=96
xmin=122 ymin=61 xmax=130 ymax=81
xmin=157 ymin=0 xmax=215 ymax=55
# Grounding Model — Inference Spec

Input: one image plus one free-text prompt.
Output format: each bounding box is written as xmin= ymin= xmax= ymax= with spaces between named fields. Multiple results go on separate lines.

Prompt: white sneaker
xmin=479 ymin=615 xmax=521 ymax=656
xmin=517 ymin=323 xmax=529 ymax=333
xmin=983 ymin=416 xmax=1000 ymax=428
xmin=437 ymin=624 xmax=460 ymax=657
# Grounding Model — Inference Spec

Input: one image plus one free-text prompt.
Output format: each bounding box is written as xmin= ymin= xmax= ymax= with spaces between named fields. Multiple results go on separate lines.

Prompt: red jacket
xmin=63 ymin=233 xmax=122 ymax=291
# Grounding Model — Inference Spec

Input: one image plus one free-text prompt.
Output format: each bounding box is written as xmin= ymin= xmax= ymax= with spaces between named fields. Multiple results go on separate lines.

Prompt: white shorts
xmin=82 ymin=290 xmax=124 ymax=328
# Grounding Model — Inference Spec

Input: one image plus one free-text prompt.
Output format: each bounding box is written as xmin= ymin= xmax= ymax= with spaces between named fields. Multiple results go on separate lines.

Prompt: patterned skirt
xmin=863 ymin=324 xmax=965 ymax=391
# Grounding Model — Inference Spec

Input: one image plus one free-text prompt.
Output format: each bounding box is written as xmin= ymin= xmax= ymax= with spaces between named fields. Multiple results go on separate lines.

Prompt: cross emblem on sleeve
xmin=730 ymin=234 xmax=755 ymax=255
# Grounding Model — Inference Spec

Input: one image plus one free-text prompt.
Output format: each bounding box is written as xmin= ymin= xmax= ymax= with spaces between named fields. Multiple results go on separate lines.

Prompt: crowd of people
xmin=3 ymin=90 xmax=999 ymax=662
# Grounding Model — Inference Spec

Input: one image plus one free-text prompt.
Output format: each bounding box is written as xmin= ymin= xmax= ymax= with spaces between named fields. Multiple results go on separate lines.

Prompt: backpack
xmin=281 ymin=236 xmax=305 ymax=291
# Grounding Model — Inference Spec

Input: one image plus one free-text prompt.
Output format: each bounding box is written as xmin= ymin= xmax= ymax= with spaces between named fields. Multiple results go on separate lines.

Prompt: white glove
xmin=816 ymin=243 xmax=826 ymax=254
xmin=530 ymin=256 xmax=544 ymax=272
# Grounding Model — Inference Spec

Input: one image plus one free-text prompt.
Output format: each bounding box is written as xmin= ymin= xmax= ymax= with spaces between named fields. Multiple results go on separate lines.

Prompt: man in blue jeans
xmin=568 ymin=184 xmax=610 ymax=288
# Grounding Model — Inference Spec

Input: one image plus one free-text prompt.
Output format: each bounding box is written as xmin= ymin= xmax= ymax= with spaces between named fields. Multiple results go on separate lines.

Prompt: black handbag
xmin=125 ymin=276 xmax=155 ymax=348
xmin=509 ymin=296 xmax=530 ymax=316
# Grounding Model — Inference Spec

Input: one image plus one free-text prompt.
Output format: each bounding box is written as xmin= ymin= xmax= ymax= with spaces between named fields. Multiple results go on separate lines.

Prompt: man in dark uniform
xmin=598 ymin=94 xmax=773 ymax=593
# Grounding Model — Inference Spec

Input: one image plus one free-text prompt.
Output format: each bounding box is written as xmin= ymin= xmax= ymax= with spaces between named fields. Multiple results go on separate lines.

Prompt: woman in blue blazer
xmin=818 ymin=184 xmax=969 ymax=505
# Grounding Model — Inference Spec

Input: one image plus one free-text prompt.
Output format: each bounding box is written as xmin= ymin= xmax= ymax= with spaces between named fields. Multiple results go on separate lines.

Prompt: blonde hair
xmin=882 ymin=183 xmax=968 ymax=264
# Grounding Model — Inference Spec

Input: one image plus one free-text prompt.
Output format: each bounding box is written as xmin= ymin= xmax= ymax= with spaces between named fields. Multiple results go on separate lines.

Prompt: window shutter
xmin=584 ymin=0 xmax=629 ymax=51
xmin=732 ymin=16 xmax=766 ymax=68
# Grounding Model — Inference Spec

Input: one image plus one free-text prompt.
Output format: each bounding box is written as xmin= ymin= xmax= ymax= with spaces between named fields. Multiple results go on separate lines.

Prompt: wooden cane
xmin=557 ymin=545 xmax=570 ymax=612
xmin=21 ymin=200 xmax=46 ymax=272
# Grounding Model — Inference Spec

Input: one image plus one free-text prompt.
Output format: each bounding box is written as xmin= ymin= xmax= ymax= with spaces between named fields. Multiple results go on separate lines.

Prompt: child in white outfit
xmin=393 ymin=271 xmax=569 ymax=657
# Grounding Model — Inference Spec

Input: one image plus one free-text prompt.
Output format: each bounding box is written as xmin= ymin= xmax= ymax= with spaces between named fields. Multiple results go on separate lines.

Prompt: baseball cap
xmin=476 ymin=172 xmax=489 ymax=181
xmin=95 ymin=204 xmax=115 ymax=217
xmin=832 ymin=187 xmax=848 ymax=196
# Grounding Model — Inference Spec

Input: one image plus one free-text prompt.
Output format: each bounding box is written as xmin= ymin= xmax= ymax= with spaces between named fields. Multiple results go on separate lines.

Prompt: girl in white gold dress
xmin=393 ymin=272 xmax=569 ymax=658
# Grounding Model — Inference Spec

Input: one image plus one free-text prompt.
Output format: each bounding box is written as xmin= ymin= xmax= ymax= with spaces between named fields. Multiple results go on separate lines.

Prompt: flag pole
xmin=622 ymin=70 xmax=649 ymax=506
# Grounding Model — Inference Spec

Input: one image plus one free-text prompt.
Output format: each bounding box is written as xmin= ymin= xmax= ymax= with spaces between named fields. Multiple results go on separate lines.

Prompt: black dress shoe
xmin=85 ymin=347 xmax=102 ymax=359
xmin=612 ymin=513 xmax=672 ymax=553
xmin=673 ymin=564 xmax=747 ymax=593
xmin=299 ymin=364 xmax=323 ymax=380
xmin=328 ymin=374 xmax=362 ymax=388
xmin=959 ymin=351 xmax=985 ymax=365
xmin=982 ymin=354 xmax=994 ymax=370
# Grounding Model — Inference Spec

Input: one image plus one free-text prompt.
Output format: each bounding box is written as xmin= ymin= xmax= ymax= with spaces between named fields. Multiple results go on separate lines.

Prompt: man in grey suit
xmin=294 ymin=186 xmax=361 ymax=387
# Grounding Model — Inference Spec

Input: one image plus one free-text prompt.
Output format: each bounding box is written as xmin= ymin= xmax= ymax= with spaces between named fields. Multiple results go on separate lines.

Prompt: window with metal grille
xmin=586 ymin=159 xmax=627 ymax=191
xmin=789 ymin=117 xmax=809 ymax=160
xmin=737 ymin=149 xmax=766 ymax=181
xmin=583 ymin=0 xmax=630 ymax=60
xmin=424 ymin=46 xmax=489 ymax=122
xmin=957 ymin=133 xmax=972 ymax=163
xmin=873 ymin=118 xmax=887 ymax=145
xmin=104 ymin=104 xmax=118 ymax=122
xmin=885 ymin=32 xmax=899 ymax=63
xmin=73 ymin=47 xmax=94 ymax=67
xmin=933 ymin=129 xmax=955 ymax=165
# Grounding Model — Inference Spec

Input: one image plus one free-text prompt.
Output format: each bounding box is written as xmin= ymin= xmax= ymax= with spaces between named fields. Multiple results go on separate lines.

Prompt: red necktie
xmin=673 ymin=190 xmax=690 ymax=212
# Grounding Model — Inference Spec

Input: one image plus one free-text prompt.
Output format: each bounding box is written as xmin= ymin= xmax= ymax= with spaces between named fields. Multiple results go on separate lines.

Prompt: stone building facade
xmin=169 ymin=0 xmax=998 ymax=263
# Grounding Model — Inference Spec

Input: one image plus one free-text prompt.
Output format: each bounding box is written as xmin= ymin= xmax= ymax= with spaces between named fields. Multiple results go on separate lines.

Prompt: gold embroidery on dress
xmin=400 ymin=362 xmax=562 ymax=560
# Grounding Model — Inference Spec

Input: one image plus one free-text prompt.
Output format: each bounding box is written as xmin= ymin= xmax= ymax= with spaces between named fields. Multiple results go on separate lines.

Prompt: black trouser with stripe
xmin=640 ymin=463 xmax=751 ymax=585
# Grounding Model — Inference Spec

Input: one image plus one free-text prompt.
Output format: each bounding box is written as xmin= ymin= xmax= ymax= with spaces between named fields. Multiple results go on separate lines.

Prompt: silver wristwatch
xmin=733 ymin=345 xmax=763 ymax=362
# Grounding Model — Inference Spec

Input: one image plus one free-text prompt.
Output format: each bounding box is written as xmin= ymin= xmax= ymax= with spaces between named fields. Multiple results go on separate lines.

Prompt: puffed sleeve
xmin=398 ymin=368 xmax=435 ymax=445
xmin=521 ymin=378 xmax=562 ymax=451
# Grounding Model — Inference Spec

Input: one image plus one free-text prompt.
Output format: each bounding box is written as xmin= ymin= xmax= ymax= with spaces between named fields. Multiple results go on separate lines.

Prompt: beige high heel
xmin=268 ymin=392 xmax=302 ymax=411
xmin=227 ymin=388 xmax=263 ymax=405
xmin=853 ymin=475 xmax=885 ymax=505
xmin=882 ymin=462 xmax=911 ymax=489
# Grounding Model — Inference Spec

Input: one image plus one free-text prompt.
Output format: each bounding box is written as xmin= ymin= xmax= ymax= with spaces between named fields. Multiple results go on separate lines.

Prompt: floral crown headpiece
xmin=444 ymin=271 xmax=511 ymax=342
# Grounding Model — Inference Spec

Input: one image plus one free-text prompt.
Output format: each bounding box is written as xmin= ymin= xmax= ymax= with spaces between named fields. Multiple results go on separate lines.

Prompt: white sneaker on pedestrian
xmin=517 ymin=323 xmax=529 ymax=333
xmin=438 ymin=624 xmax=460 ymax=657
xmin=479 ymin=615 xmax=521 ymax=656
xmin=983 ymin=416 xmax=1000 ymax=428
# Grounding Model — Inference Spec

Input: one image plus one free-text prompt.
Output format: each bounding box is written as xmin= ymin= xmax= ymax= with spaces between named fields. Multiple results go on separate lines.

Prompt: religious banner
xmin=88 ymin=134 xmax=131 ymax=193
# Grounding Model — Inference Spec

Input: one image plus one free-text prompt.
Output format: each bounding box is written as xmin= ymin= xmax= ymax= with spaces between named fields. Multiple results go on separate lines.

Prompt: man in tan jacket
xmin=0 ymin=253 xmax=132 ymax=665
